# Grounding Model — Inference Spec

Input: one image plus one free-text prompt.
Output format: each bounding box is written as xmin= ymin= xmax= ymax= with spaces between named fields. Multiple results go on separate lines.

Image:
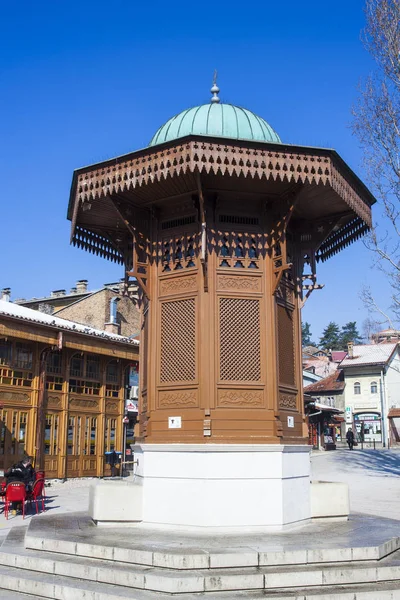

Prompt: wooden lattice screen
xmin=160 ymin=299 xmax=196 ymax=382
xmin=219 ymin=298 xmax=261 ymax=381
xmin=277 ymin=304 xmax=295 ymax=386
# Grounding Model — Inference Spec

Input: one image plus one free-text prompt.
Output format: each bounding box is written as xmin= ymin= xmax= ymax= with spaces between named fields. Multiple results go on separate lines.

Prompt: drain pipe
xmin=109 ymin=297 xmax=120 ymax=323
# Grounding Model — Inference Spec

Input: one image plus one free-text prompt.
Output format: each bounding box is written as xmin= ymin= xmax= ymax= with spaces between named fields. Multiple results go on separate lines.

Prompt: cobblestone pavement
xmin=0 ymin=448 xmax=398 ymax=541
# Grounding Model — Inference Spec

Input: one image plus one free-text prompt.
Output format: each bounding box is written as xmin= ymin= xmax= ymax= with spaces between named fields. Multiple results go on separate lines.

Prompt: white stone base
xmin=115 ymin=443 xmax=311 ymax=531
xmin=310 ymin=480 xmax=350 ymax=520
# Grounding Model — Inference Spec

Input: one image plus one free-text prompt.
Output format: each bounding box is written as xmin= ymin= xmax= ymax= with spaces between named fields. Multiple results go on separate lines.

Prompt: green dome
xmin=148 ymin=103 xmax=281 ymax=147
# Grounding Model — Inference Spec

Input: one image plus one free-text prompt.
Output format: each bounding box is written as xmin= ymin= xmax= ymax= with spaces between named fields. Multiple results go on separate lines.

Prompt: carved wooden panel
xmin=219 ymin=298 xmax=261 ymax=381
xmin=47 ymin=396 xmax=62 ymax=409
xmin=160 ymin=298 xmax=196 ymax=382
xmin=217 ymin=275 xmax=261 ymax=293
xmin=160 ymin=275 xmax=197 ymax=296
xmin=279 ymin=393 xmax=297 ymax=410
xmin=105 ymin=401 xmax=119 ymax=413
xmin=158 ymin=389 xmax=197 ymax=408
xmin=69 ymin=398 xmax=99 ymax=410
xmin=0 ymin=392 xmax=30 ymax=403
xmin=277 ymin=305 xmax=295 ymax=386
xmin=217 ymin=389 xmax=263 ymax=407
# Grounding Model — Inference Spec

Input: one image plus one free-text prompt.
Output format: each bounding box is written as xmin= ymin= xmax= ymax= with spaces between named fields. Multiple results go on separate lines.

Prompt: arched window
xmin=86 ymin=355 xmax=100 ymax=380
xmin=371 ymin=381 xmax=378 ymax=394
xmin=47 ymin=351 xmax=62 ymax=375
xmin=354 ymin=382 xmax=361 ymax=395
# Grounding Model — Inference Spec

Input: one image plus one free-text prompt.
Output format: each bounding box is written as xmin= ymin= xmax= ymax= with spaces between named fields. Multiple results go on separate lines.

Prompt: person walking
xmin=346 ymin=428 xmax=355 ymax=451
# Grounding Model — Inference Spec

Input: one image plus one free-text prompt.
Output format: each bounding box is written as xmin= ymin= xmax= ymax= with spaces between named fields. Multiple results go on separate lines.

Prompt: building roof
xmin=0 ymin=300 xmax=139 ymax=346
xmin=388 ymin=408 xmax=400 ymax=418
xmin=331 ymin=351 xmax=347 ymax=363
xmin=304 ymin=370 xmax=345 ymax=394
xmin=340 ymin=343 xmax=397 ymax=367
xmin=149 ymin=103 xmax=281 ymax=147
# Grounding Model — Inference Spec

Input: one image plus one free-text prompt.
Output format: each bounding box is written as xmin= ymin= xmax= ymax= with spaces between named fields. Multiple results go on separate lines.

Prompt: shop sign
xmin=125 ymin=399 xmax=138 ymax=413
xmin=355 ymin=413 xmax=380 ymax=421
xmin=345 ymin=406 xmax=352 ymax=423
xmin=129 ymin=364 xmax=139 ymax=387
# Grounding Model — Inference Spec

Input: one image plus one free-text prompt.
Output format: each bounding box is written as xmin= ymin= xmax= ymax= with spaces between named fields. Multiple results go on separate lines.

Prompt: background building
xmin=341 ymin=342 xmax=400 ymax=447
xmin=0 ymin=299 xmax=139 ymax=478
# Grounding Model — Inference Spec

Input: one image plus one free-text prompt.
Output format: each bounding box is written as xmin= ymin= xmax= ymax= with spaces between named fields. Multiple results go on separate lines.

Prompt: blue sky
xmin=0 ymin=0 xmax=389 ymax=340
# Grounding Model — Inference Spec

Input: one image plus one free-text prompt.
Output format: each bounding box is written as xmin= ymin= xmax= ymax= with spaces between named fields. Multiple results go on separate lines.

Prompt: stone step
xmin=1 ymin=564 xmax=400 ymax=600
xmin=25 ymin=513 xmax=400 ymax=570
xmin=2 ymin=537 xmax=400 ymax=595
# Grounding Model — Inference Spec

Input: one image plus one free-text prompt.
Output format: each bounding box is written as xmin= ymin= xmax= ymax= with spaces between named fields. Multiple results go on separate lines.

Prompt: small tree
xmin=340 ymin=321 xmax=362 ymax=347
xmin=352 ymin=0 xmax=400 ymax=326
xmin=301 ymin=321 xmax=315 ymax=347
xmin=319 ymin=322 xmax=341 ymax=351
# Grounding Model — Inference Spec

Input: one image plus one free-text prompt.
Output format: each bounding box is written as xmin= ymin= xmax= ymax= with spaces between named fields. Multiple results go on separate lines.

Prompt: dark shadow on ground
xmin=332 ymin=449 xmax=400 ymax=477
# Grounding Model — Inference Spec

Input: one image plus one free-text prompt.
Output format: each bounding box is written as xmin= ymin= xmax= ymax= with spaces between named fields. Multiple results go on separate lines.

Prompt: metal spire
xmin=210 ymin=70 xmax=220 ymax=104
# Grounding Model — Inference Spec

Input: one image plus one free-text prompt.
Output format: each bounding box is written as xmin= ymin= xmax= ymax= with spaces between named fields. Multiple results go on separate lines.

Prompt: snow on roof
xmin=340 ymin=343 xmax=397 ymax=367
xmin=0 ymin=300 xmax=139 ymax=346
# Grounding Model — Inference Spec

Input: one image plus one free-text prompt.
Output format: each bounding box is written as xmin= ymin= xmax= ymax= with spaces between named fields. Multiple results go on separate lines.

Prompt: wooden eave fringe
xmin=70 ymin=140 xmax=373 ymax=263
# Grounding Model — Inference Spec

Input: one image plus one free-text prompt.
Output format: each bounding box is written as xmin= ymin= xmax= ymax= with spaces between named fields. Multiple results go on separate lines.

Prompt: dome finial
xmin=210 ymin=70 xmax=220 ymax=104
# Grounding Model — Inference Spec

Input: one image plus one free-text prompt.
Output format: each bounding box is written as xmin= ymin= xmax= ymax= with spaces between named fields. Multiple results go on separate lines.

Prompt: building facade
xmin=0 ymin=299 xmax=139 ymax=478
xmin=341 ymin=343 xmax=400 ymax=447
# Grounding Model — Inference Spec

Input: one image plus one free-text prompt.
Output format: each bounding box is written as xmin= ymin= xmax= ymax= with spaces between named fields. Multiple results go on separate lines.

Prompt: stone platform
xmin=0 ymin=512 xmax=399 ymax=598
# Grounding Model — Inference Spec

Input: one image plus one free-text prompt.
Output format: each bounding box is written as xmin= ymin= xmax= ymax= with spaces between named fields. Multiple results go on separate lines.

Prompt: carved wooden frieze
xmin=160 ymin=275 xmax=197 ymax=296
xmin=47 ymin=396 xmax=62 ymax=409
xmin=69 ymin=398 xmax=99 ymax=410
xmin=217 ymin=275 xmax=261 ymax=293
xmin=279 ymin=393 xmax=297 ymax=410
xmin=158 ymin=390 xmax=198 ymax=408
xmin=0 ymin=392 xmax=30 ymax=403
xmin=105 ymin=401 xmax=119 ymax=413
xmin=217 ymin=389 xmax=263 ymax=407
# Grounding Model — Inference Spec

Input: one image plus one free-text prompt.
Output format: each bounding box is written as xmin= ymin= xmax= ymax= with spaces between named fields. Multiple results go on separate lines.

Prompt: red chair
xmin=35 ymin=471 xmax=46 ymax=497
xmin=4 ymin=482 xmax=27 ymax=520
xmin=27 ymin=478 xmax=45 ymax=514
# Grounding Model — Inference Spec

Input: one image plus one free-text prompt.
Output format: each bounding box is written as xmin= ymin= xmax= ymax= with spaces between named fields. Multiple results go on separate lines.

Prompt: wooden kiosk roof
xmin=68 ymin=135 xmax=375 ymax=264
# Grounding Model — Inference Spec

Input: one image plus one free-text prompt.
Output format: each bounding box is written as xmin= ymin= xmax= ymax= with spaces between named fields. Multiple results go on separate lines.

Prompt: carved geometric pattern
xmin=47 ymin=396 xmax=62 ymax=408
xmin=160 ymin=275 xmax=197 ymax=296
xmin=158 ymin=390 xmax=197 ymax=408
xmin=214 ymin=230 xmax=262 ymax=270
xmin=160 ymin=298 xmax=196 ymax=382
xmin=69 ymin=398 xmax=99 ymax=409
xmin=277 ymin=305 xmax=295 ymax=386
xmin=160 ymin=233 xmax=199 ymax=272
xmin=0 ymin=392 xmax=30 ymax=402
xmin=219 ymin=298 xmax=261 ymax=381
xmin=73 ymin=140 xmax=372 ymax=264
xmin=279 ymin=393 xmax=297 ymax=410
xmin=218 ymin=275 xmax=261 ymax=292
xmin=218 ymin=389 xmax=263 ymax=407
xmin=105 ymin=401 xmax=119 ymax=413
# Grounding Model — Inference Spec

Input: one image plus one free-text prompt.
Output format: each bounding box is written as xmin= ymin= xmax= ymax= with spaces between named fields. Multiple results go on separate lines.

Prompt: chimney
xmin=76 ymin=280 xmax=88 ymax=294
xmin=348 ymin=341 xmax=354 ymax=359
xmin=1 ymin=288 xmax=11 ymax=302
xmin=104 ymin=297 xmax=121 ymax=335
xmin=70 ymin=287 xmax=77 ymax=294
xmin=50 ymin=289 xmax=66 ymax=298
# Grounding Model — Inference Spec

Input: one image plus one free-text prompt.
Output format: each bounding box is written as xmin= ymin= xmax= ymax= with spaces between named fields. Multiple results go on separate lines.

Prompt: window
xmin=0 ymin=340 xmax=12 ymax=366
xmin=106 ymin=360 xmax=119 ymax=384
xmin=70 ymin=354 xmax=83 ymax=378
xmin=354 ymin=382 xmax=361 ymax=395
xmin=15 ymin=343 xmax=32 ymax=370
xmin=371 ymin=381 xmax=378 ymax=394
xmin=86 ymin=355 xmax=100 ymax=380
xmin=47 ymin=352 xmax=62 ymax=375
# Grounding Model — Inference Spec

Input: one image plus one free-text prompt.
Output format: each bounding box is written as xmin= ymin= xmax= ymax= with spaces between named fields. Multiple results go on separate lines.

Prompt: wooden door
xmin=43 ymin=413 xmax=60 ymax=478
xmin=0 ymin=408 xmax=29 ymax=473
xmin=66 ymin=413 xmax=98 ymax=477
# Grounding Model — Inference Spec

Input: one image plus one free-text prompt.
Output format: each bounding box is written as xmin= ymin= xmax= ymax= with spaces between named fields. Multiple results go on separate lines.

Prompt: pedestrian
xmin=4 ymin=456 xmax=36 ymax=514
xmin=346 ymin=428 xmax=355 ymax=451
